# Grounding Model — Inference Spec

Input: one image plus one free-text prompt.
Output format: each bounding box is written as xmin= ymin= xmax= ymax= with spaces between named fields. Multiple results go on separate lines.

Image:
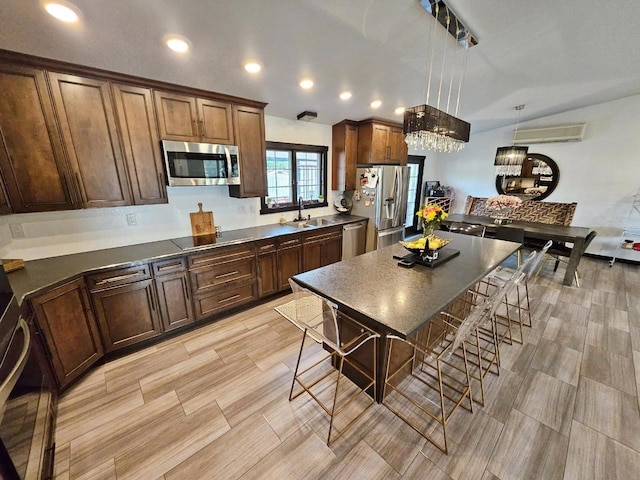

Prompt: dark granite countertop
xmin=292 ymin=232 xmax=520 ymax=339
xmin=6 ymin=214 xmax=366 ymax=305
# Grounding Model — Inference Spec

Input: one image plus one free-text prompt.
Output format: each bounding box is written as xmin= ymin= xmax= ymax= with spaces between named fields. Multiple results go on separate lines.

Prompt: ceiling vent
xmin=512 ymin=123 xmax=586 ymax=144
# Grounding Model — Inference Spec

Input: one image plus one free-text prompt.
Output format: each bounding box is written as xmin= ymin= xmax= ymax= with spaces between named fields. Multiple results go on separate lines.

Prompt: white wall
xmin=419 ymin=94 xmax=640 ymax=255
xmin=0 ymin=115 xmax=336 ymax=260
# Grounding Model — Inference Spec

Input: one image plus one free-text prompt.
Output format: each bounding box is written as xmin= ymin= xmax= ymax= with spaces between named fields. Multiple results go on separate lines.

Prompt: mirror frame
xmin=495 ymin=153 xmax=560 ymax=201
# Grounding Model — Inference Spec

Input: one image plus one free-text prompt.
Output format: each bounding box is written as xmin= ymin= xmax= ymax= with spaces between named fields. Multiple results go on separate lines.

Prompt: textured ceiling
xmin=1 ymin=0 xmax=639 ymax=133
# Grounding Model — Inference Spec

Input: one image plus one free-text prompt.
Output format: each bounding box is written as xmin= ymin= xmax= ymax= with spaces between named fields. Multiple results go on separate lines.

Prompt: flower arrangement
xmin=417 ymin=204 xmax=448 ymax=236
xmin=485 ymin=195 xmax=523 ymax=211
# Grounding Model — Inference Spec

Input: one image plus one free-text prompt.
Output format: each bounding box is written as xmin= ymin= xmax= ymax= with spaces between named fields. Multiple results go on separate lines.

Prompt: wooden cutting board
xmin=190 ymin=203 xmax=215 ymax=237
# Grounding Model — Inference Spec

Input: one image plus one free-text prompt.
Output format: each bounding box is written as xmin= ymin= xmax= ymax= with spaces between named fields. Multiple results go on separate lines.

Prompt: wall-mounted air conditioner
xmin=512 ymin=123 xmax=586 ymax=144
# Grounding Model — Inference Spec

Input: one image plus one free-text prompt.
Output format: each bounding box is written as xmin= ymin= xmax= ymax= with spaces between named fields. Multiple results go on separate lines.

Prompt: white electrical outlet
xmin=126 ymin=213 xmax=137 ymax=226
xmin=249 ymin=203 xmax=257 ymax=214
xmin=238 ymin=205 xmax=247 ymax=215
xmin=9 ymin=224 xmax=24 ymax=238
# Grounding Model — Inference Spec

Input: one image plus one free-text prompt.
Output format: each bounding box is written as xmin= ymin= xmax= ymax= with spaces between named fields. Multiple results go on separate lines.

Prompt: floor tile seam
xmin=356 ymin=430 xmax=409 ymax=478
xmin=576 ymin=372 xmax=638 ymax=399
xmin=570 ymin=418 xmax=640 ymax=456
xmin=528 ymin=365 xmax=580 ymax=390
xmin=512 ymin=403 xmax=572 ymax=440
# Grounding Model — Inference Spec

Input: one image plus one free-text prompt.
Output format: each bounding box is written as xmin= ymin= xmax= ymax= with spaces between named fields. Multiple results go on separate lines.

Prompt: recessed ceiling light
xmin=244 ymin=61 xmax=262 ymax=74
xmin=44 ymin=1 xmax=80 ymax=23
xmin=299 ymin=78 xmax=314 ymax=90
xmin=370 ymin=100 xmax=382 ymax=109
xmin=395 ymin=107 xmax=406 ymax=115
xmin=339 ymin=91 xmax=352 ymax=101
xmin=164 ymin=35 xmax=191 ymax=53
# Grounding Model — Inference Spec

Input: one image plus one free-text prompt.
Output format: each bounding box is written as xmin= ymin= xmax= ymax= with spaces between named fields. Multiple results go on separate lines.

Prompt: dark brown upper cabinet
xmin=229 ymin=105 xmax=267 ymax=198
xmin=112 ymin=83 xmax=167 ymax=205
xmin=49 ymin=72 xmax=132 ymax=208
xmin=332 ymin=120 xmax=359 ymax=191
xmin=0 ymin=64 xmax=77 ymax=212
xmin=357 ymin=119 xmax=407 ymax=165
xmin=154 ymin=91 xmax=234 ymax=145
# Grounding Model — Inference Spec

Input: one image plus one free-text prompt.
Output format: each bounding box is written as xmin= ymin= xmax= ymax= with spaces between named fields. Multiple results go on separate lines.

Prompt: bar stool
xmin=284 ymin=279 xmax=380 ymax=445
xmin=495 ymin=226 xmax=525 ymax=266
xmin=381 ymin=264 xmax=525 ymax=454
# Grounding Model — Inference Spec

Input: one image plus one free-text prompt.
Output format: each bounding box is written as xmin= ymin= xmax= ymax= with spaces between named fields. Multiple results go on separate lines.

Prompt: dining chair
xmin=284 ymin=279 xmax=380 ymax=445
xmin=381 ymin=261 xmax=526 ymax=454
xmin=480 ymin=240 xmax=552 ymax=336
xmin=542 ymin=230 xmax=597 ymax=287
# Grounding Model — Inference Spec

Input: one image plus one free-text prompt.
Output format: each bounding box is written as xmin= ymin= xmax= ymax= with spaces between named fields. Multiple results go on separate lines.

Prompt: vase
xmin=421 ymin=223 xmax=437 ymax=238
xmin=491 ymin=207 xmax=512 ymax=225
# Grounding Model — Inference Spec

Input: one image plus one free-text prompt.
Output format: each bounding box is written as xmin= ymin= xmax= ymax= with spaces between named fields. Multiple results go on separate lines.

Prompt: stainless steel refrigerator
xmin=350 ymin=165 xmax=410 ymax=252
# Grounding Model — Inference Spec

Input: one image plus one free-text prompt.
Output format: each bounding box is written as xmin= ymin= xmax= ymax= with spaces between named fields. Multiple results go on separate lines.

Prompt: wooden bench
xmin=463 ymin=196 xmax=577 ymax=226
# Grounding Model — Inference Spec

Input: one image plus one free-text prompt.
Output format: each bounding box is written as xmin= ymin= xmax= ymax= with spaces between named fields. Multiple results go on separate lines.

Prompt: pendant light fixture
xmin=494 ymin=105 xmax=528 ymax=176
xmin=404 ymin=0 xmax=476 ymax=153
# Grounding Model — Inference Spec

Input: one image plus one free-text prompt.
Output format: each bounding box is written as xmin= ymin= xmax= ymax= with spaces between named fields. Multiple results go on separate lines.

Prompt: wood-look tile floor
xmin=53 ymin=257 xmax=640 ymax=480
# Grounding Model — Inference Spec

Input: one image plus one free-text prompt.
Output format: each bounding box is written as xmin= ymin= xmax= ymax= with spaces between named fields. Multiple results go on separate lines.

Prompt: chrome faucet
xmin=294 ymin=196 xmax=305 ymax=221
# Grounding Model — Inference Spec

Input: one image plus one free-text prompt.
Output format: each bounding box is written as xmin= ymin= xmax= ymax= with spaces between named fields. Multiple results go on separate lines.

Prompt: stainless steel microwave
xmin=161 ymin=140 xmax=241 ymax=186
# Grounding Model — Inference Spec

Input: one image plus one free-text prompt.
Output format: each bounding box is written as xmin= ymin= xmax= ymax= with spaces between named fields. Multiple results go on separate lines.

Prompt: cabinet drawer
xmin=188 ymin=243 xmax=255 ymax=269
xmin=87 ymin=264 xmax=151 ymax=291
xmin=193 ymin=281 xmax=257 ymax=320
xmin=256 ymin=239 xmax=277 ymax=255
xmin=277 ymin=234 xmax=302 ymax=249
xmin=303 ymin=225 xmax=343 ymax=242
xmin=152 ymin=257 xmax=187 ymax=276
xmin=189 ymin=256 xmax=256 ymax=294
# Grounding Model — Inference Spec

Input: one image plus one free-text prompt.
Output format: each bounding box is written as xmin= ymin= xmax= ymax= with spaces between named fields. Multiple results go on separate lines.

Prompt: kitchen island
xmin=292 ymin=232 xmax=520 ymax=399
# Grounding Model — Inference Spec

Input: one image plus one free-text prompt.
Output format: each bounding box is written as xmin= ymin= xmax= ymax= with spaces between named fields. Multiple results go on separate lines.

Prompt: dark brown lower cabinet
xmin=302 ymin=226 xmax=343 ymax=272
xmin=257 ymin=239 xmax=278 ymax=298
xmin=192 ymin=281 xmax=257 ymax=320
xmin=155 ymin=271 xmax=194 ymax=332
xmin=277 ymin=234 xmax=303 ymax=291
xmin=30 ymin=277 xmax=103 ymax=389
xmin=91 ymin=278 xmax=162 ymax=352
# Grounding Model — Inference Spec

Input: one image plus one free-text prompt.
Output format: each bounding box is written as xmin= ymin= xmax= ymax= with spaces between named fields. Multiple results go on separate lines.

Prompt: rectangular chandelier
xmin=404 ymin=104 xmax=471 ymax=152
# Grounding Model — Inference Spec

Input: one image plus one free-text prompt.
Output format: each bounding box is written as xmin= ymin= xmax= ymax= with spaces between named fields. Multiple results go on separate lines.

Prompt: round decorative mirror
xmin=495 ymin=153 xmax=559 ymax=201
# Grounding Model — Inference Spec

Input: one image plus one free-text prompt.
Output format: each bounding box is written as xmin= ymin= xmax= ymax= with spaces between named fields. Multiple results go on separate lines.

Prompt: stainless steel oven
xmin=0 ymin=292 xmax=56 ymax=480
xmin=162 ymin=140 xmax=241 ymax=186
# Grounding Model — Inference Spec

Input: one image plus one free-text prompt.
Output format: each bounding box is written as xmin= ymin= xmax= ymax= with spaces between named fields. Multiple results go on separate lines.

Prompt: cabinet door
xmin=228 ymin=105 xmax=267 ymax=198
xmin=323 ymin=234 xmax=343 ymax=266
xmin=331 ymin=121 xmax=358 ymax=191
xmin=257 ymin=240 xmax=278 ymax=298
xmin=197 ymin=98 xmax=234 ymax=144
xmin=302 ymin=237 xmax=323 ymax=272
xmin=371 ymin=124 xmax=391 ymax=163
xmin=155 ymin=271 xmax=194 ymax=332
xmin=277 ymin=245 xmax=303 ymax=291
xmin=49 ymin=72 xmax=132 ymax=208
xmin=154 ymin=90 xmax=198 ymax=142
xmin=112 ymin=83 xmax=167 ymax=205
xmin=91 ymin=279 xmax=162 ymax=352
xmin=389 ymin=126 xmax=408 ymax=165
xmin=0 ymin=65 xmax=76 ymax=212
xmin=30 ymin=278 xmax=103 ymax=389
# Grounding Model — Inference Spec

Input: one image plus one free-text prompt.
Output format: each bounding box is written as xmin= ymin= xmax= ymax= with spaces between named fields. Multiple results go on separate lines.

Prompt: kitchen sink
xmin=286 ymin=218 xmax=335 ymax=228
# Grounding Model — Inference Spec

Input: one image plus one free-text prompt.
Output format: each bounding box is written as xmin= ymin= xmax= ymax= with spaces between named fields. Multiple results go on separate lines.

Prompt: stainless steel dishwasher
xmin=342 ymin=221 xmax=367 ymax=260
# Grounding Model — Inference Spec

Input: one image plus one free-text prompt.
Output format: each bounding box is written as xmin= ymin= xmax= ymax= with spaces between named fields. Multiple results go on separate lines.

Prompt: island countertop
xmin=292 ymin=232 xmax=520 ymax=339
xmin=6 ymin=214 xmax=366 ymax=305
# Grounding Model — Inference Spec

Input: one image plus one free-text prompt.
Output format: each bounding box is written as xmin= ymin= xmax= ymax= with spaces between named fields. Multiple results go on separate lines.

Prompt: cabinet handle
xmin=147 ymin=286 xmax=156 ymax=312
xmin=94 ymin=272 xmax=143 ymax=286
xmin=219 ymin=294 xmax=240 ymax=304
xmin=215 ymin=270 xmax=239 ymax=279
xmin=61 ymin=174 xmax=72 ymax=203
xmin=74 ymin=172 xmax=84 ymax=203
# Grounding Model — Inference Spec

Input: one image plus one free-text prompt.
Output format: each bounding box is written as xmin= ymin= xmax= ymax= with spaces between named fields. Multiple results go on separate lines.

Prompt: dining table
xmin=291 ymin=231 xmax=520 ymax=401
xmin=443 ymin=213 xmax=591 ymax=286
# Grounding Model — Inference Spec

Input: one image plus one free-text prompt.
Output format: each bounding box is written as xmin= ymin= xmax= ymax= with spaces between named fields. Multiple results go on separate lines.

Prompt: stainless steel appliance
xmin=0 ymin=274 xmax=56 ymax=480
xmin=162 ymin=140 xmax=240 ymax=186
xmin=342 ymin=221 xmax=367 ymax=260
xmin=351 ymin=165 xmax=410 ymax=252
